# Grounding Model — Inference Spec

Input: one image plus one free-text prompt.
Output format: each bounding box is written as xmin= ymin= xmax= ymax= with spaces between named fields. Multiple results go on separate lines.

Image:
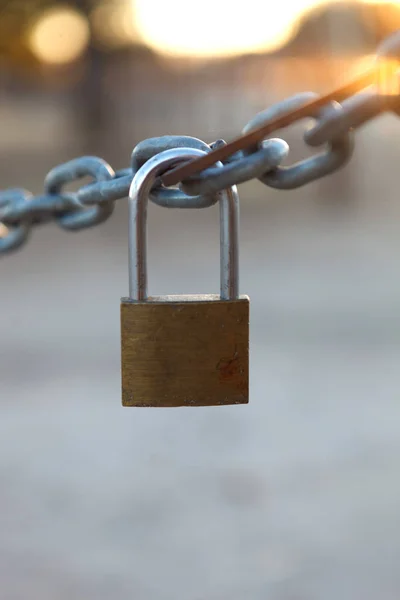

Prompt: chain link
xmin=179 ymin=138 xmax=289 ymax=196
xmin=44 ymin=156 xmax=116 ymax=230
xmin=1 ymin=31 xmax=400 ymax=256
xmin=244 ymin=93 xmax=354 ymax=190
xmin=132 ymin=136 xmax=217 ymax=209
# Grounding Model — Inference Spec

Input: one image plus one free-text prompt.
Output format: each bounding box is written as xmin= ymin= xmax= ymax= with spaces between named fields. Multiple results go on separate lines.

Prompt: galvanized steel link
xmin=77 ymin=169 xmax=133 ymax=206
xmin=44 ymin=156 xmax=116 ymax=230
xmin=304 ymin=91 xmax=384 ymax=147
xmin=0 ymin=189 xmax=78 ymax=226
xmin=0 ymin=189 xmax=33 ymax=253
xmin=131 ymin=136 xmax=218 ymax=209
xmin=242 ymin=93 xmax=354 ymax=190
xmin=179 ymin=138 xmax=289 ymax=197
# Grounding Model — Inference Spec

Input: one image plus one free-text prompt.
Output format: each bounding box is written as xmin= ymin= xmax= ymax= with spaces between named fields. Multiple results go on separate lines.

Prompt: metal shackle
xmin=128 ymin=147 xmax=240 ymax=301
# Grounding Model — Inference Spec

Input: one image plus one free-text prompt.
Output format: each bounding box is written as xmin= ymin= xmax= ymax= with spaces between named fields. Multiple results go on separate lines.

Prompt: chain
xmin=1 ymin=30 xmax=400 ymax=256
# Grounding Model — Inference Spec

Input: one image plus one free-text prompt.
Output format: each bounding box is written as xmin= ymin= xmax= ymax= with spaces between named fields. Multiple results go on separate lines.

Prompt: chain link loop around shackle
xmin=131 ymin=136 xmax=218 ymax=208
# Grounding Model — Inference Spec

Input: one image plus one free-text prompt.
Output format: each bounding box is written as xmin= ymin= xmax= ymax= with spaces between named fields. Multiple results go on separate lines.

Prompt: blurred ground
xmin=1 ymin=68 xmax=400 ymax=599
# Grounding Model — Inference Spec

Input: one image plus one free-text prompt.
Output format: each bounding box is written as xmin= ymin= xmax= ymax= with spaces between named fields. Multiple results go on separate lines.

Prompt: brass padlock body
xmin=121 ymin=294 xmax=249 ymax=407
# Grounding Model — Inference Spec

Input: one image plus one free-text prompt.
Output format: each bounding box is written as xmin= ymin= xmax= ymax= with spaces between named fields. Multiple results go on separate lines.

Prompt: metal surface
xmin=131 ymin=135 xmax=211 ymax=171
xmin=132 ymin=135 xmax=217 ymax=209
xmin=304 ymin=92 xmax=384 ymax=146
xmin=121 ymin=294 xmax=249 ymax=407
xmin=128 ymin=148 xmax=240 ymax=301
xmin=180 ymin=138 xmax=289 ymax=196
xmin=243 ymin=94 xmax=354 ymax=190
xmin=77 ymin=170 xmax=133 ymax=206
xmin=0 ymin=189 xmax=32 ymax=253
xmin=44 ymin=156 xmax=116 ymax=230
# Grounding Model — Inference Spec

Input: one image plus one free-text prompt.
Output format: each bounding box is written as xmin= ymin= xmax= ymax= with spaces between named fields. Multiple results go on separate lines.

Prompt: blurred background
xmin=1 ymin=1 xmax=400 ymax=599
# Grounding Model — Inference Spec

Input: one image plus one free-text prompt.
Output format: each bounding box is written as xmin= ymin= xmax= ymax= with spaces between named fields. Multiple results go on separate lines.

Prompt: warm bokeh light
xmin=91 ymin=0 xmax=142 ymax=49
xmin=29 ymin=6 xmax=90 ymax=65
xmin=134 ymin=0 xmax=328 ymax=58
xmin=377 ymin=59 xmax=400 ymax=95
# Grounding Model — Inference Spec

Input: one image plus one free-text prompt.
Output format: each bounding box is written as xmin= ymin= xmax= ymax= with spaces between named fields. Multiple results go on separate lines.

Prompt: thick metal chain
xmin=1 ymin=30 xmax=400 ymax=256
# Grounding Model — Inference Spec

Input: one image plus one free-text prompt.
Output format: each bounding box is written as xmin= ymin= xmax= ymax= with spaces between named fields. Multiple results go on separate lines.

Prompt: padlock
xmin=121 ymin=147 xmax=249 ymax=407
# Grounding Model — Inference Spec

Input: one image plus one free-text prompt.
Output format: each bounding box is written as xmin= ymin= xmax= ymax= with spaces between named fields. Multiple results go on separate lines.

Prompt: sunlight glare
xmin=134 ymin=0 xmax=327 ymax=58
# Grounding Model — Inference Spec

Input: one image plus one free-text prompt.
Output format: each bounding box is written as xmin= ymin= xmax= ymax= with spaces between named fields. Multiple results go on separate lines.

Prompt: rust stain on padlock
xmin=217 ymin=349 xmax=247 ymax=396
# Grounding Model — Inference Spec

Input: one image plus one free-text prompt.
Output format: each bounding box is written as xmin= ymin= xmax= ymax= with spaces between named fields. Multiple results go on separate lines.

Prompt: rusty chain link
xmin=1 ymin=30 xmax=400 ymax=255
